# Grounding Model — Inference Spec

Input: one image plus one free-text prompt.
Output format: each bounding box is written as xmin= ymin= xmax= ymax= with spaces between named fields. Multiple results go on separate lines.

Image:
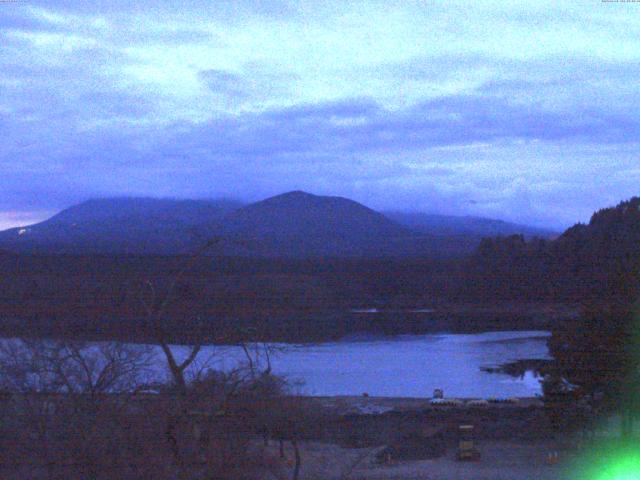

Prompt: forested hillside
xmin=465 ymin=197 xmax=640 ymax=304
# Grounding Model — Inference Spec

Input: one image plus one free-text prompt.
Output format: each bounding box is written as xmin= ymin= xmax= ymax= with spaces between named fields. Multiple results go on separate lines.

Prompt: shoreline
xmin=0 ymin=302 xmax=572 ymax=346
xmin=305 ymin=395 xmax=544 ymax=416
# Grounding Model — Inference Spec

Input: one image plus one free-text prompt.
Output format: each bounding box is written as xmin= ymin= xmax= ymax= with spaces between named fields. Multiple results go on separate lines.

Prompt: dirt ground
xmin=258 ymin=396 xmax=608 ymax=479
xmin=263 ymin=438 xmax=574 ymax=480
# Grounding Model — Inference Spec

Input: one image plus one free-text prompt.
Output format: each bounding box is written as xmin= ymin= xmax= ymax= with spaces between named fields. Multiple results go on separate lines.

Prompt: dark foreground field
xmin=223 ymin=396 xmax=603 ymax=480
xmin=250 ymin=396 xmax=630 ymax=480
xmin=0 ymin=252 xmax=576 ymax=344
xmin=266 ymin=439 xmax=567 ymax=480
xmin=0 ymin=392 xmax=580 ymax=480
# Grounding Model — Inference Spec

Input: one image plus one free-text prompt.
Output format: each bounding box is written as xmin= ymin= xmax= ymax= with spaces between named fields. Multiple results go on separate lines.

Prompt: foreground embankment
xmin=292 ymin=396 xmax=552 ymax=448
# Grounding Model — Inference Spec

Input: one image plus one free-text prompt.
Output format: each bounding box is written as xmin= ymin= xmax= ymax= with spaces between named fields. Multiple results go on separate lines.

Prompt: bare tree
xmin=136 ymin=237 xmax=294 ymax=479
xmin=0 ymin=339 xmax=159 ymax=479
xmin=138 ymin=239 xmax=222 ymax=394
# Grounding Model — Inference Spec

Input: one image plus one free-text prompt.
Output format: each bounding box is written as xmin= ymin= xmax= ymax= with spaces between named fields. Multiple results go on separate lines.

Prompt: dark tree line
xmin=467 ymin=197 xmax=640 ymax=304
xmin=470 ymin=197 xmax=640 ymax=432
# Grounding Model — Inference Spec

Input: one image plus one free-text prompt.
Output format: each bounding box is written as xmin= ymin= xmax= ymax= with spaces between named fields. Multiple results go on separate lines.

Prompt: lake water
xmin=168 ymin=330 xmax=551 ymax=398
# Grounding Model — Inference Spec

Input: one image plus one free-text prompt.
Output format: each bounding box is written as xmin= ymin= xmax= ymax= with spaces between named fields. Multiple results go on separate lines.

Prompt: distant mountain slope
xmin=224 ymin=191 xmax=403 ymax=237
xmin=0 ymin=198 xmax=243 ymax=254
xmin=0 ymin=192 xmax=557 ymax=258
xmin=385 ymin=211 xmax=557 ymax=239
xmin=218 ymin=191 xmax=413 ymax=257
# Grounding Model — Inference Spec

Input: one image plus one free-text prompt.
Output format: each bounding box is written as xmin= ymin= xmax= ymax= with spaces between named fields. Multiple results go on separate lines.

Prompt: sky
xmin=1 ymin=0 xmax=639 ymax=230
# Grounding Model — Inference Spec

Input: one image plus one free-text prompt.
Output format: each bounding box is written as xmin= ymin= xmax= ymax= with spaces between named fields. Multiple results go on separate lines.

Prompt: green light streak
xmin=568 ymin=442 xmax=640 ymax=480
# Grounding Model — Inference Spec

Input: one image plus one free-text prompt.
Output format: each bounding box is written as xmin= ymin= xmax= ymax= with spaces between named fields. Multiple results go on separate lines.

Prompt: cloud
xmin=198 ymin=64 xmax=297 ymax=109
xmin=160 ymin=91 xmax=640 ymax=164
xmin=1 ymin=1 xmax=640 ymax=230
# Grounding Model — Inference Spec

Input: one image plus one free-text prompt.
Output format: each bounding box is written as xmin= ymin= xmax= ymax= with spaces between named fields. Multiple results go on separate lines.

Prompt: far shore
xmin=0 ymin=301 xmax=575 ymax=346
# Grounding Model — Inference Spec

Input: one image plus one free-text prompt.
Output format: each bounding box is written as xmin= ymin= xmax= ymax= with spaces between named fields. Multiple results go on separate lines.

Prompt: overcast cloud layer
xmin=1 ymin=0 xmax=639 ymax=230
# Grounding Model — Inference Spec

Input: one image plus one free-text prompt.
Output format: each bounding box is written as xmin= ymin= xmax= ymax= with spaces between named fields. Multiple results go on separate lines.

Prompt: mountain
xmin=224 ymin=191 xmax=403 ymax=238
xmin=0 ymin=192 xmax=414 ymax=257
xmin=0 ymin=197 xmax=243 ymax=254
xmin=217 ymin=191 xmax=412 ymax=257
xmin=0 ymin=191 xmax=555 ymax=258
xmin=385 ymin=211 xmax=557 ymax=239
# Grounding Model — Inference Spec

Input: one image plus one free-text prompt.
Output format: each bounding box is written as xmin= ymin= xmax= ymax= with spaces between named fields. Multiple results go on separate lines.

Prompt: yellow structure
xmin=456 ymin=424 xmax=480 ymax=461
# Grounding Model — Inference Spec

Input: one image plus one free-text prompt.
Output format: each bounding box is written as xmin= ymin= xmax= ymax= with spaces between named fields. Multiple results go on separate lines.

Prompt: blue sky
xmin=1 ymin=0 xmax=639 ymax=230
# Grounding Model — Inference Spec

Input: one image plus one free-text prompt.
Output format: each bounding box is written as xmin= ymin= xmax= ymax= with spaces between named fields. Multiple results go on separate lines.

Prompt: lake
xmin=168 ymin=330 xmax=551 ymax=398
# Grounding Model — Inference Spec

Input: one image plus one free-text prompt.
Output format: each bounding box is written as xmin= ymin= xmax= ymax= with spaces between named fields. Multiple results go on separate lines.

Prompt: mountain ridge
xmin=384 ymin=211 xmax=557 ymax=239
xmin=0 ymin=197 xmax=243 ymax=255
xmin=0 ymin=191 xmax=556 ymax=258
